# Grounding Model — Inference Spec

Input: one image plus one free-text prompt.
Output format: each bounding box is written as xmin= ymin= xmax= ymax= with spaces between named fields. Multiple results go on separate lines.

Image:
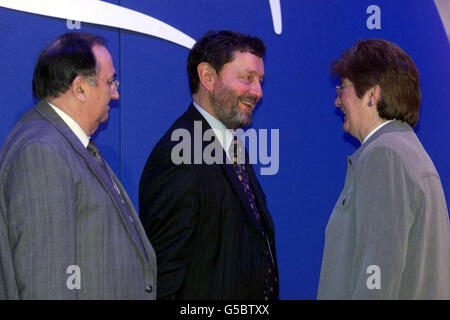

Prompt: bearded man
xmin=139 ymin=30 xmax=278 ymax=300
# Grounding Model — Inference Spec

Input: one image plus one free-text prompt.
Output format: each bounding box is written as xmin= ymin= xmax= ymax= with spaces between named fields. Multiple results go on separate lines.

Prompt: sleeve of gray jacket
xmin=350 ymin=147 xmax=417 ymax=299
xmin=1 ymin=141 xmax=79 ymax=299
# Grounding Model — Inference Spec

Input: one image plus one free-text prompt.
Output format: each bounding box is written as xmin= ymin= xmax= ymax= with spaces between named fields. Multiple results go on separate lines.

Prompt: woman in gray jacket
xmin=318 ymin=39 xmax=449 ymax=299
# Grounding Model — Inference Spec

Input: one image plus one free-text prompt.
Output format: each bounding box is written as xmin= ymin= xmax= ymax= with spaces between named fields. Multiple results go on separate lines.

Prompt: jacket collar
xmin=34 ymin=100 xmax=89 ymax=154
xmin=349 ymin=120 xmax=413 ymax=166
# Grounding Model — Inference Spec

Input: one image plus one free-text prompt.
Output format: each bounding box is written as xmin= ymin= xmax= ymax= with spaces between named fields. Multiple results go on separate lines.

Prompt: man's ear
xmin=71 ymin=76 xmax=87 ymax=102
xmin=197 ymin=62 xmax=217 ymax=92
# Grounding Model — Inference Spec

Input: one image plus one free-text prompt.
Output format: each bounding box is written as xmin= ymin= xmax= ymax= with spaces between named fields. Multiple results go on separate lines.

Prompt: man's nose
xmin=250 ymin=80 xmax=263 ymax=99
xmin=111 ymin=89 xmax=119 ymax=100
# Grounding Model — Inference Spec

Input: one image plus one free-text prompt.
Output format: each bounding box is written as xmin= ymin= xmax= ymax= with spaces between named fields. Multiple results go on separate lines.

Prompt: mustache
xmin=239 ymin=95 xmax=259 ymax=105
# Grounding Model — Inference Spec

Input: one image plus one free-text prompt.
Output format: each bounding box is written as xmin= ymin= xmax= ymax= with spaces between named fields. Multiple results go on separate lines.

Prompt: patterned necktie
xmin=230 ymin=136 xmax=277 ymax=300
xmin=87 ymin=140 xmax=108 ymax=172
xmin=231 ymin=136 xmax=264 ymax=233
xmin=87 ymin=139 xmax=128 ymax=203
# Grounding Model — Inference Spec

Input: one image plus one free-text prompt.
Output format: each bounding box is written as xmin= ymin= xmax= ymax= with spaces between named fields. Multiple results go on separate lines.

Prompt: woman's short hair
xmin=331 ymin=39 xmax=421 ymax=127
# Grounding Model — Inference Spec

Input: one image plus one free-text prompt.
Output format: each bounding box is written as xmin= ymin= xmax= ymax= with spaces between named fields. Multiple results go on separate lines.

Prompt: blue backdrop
xmin=0 ymin=0 xmax=448 ymax=299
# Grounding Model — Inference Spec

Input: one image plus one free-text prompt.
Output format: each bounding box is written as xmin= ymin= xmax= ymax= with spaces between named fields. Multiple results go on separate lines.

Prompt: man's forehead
xmin=229 ymin=50 xmax=264 ymax=62
xmin=93 ymin=45 xmax=116 ymax=77
xmin=92 ymin=45 xmax=111 ymax=59
xmin=225 ymin=51 xmax=264 ymax=72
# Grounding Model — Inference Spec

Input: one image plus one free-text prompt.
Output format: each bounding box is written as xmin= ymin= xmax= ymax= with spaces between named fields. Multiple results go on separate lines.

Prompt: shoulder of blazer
xmin=32 ymin=101 xmax=123 ymax=193
xmin=32 ymin=101 xmax=88 ymax=153
xmin=0 ymin=102 xmax=80 ymax=166
xmin=144 ymin=104 xmax=212 ymax=168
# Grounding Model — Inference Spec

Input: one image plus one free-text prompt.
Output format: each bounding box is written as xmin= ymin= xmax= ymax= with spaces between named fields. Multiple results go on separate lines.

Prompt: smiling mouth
xmin=239 ymin=98 xmax=257 ymax=113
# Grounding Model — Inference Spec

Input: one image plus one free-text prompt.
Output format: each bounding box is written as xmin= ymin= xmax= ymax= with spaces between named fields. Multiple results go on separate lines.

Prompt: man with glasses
xmin=0 ymin=32 xmax=156 ymax=299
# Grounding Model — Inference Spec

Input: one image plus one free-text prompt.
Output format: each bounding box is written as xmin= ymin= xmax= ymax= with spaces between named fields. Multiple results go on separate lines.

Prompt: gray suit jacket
xmin=318 ymin=120 xmax=449 ymax=299
xmin=0 ymin=101 xmax=156 ymax=299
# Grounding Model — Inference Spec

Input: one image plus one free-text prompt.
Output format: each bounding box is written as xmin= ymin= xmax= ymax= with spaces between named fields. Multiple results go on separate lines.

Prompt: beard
xmin=208 ymin=82 xmax=257 ymax=129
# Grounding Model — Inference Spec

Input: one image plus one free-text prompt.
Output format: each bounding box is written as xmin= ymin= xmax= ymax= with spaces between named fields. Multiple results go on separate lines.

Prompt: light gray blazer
xmin=0 ymin=101 xmax=156 ymax=299
xmin=318 ymin=120 xmax=449 ymax=299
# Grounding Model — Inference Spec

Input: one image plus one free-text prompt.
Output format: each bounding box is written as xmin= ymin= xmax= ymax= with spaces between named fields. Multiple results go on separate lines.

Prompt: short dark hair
xmin=331 ymin=39 xmax=421 ymax=127
xmin=32 ymin=32 xmax=106 ymax=100
xmin=187 ymin=30 xmax=266 ymax=94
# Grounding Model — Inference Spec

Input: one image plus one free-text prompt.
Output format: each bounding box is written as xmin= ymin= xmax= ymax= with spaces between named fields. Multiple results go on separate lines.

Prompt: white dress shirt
xmin=193 ymin=101 xmax=235 ymax=162
xmin=48 ymin=102 xmax=90 ymax=148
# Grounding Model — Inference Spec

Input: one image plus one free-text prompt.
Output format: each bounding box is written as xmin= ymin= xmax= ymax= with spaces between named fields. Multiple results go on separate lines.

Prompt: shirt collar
xmin=192 ymin=101 xmax=234 ymax=159
xmin=48 ymin=102 xmax=90 ymax=148
xmin=362 ymin=119 xmax=395 ymax=145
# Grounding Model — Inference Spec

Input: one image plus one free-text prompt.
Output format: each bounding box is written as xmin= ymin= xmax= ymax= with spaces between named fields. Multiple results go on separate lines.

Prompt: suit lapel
xmin=34 ymin=101 xmax=150 ymax=261
xmin=106 ymin=162 xmax=155 ymax=260
xmin=184 ymin=104 xmax=266 ymax=233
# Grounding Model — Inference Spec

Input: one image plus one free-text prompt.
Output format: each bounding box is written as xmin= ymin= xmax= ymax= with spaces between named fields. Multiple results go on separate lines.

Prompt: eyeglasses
xmin=99 ymin=78 xmax=120 ymax=92
xmin=336 ymin=84 xmax=352 ymax=98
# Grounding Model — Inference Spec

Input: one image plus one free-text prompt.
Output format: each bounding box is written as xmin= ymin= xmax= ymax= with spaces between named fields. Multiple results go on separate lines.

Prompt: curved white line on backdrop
xmin=434 ymin=0 xmax=450 ymax=43
xmin=268 ymin=0 xmax=282 ymax=34
xmin=0 ymin=0 xmax=196 ymax=49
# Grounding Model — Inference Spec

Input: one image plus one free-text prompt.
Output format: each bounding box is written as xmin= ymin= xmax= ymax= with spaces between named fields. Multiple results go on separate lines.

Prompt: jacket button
xmin=145 ymin=285 xmax=153 ymax=293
